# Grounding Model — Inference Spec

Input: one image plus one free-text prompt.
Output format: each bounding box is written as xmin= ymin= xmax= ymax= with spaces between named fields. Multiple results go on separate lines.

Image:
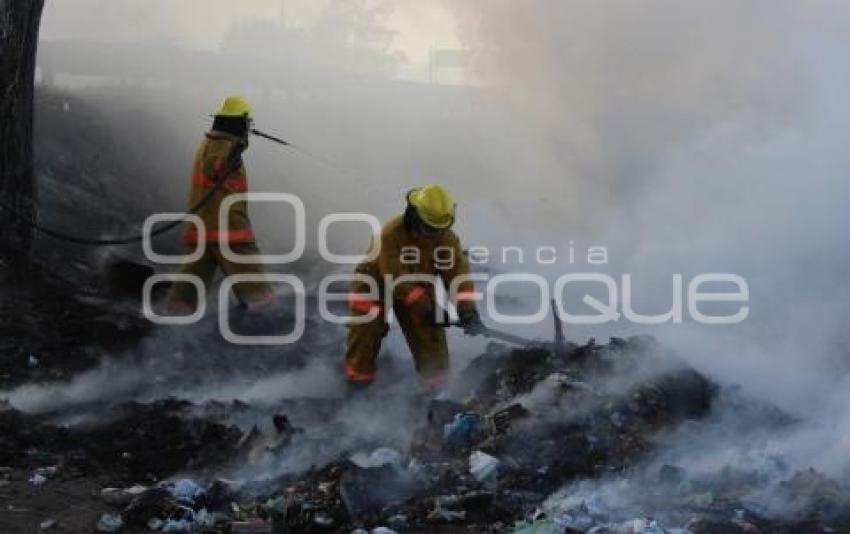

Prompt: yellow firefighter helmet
xmin=407 ymin=184 xmax=456 ymax=229
xmin=215 ymin=96 xmax=252 ymax=119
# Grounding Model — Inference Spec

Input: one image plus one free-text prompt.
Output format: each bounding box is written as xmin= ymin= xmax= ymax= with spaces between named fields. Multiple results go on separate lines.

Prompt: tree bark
xmin=0 ymin=0 xmax=44 ymax=257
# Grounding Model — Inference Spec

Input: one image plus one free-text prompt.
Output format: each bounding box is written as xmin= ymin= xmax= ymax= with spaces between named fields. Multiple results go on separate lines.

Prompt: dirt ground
xmin=0 ymin=469 xmax=112 ymax=533
xmin=0 ymin=259 xmax=149 ymax=533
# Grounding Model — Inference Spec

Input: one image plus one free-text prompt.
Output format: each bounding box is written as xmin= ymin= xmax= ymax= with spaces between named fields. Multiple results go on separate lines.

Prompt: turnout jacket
xmin=350 ymin=214 xmax=477 ymax=314
xmin=183 ymin=130 xmax=254 ymax=244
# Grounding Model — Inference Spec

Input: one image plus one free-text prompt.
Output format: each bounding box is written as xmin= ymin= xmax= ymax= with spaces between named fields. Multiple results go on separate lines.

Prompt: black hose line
xmin=0 ymin=139 xmax=246 ymax=247
xmin=0 ymin=129 xmax=357 ymax=248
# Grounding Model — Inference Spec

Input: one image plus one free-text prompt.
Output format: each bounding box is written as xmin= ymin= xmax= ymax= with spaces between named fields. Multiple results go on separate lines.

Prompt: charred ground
xmin=2 ymin=261 xmax=848 ymax=534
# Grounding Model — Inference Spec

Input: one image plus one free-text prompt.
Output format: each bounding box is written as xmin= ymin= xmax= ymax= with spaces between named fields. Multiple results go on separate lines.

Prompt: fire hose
xmin=0 ymin=129 xmax=296 ymax=247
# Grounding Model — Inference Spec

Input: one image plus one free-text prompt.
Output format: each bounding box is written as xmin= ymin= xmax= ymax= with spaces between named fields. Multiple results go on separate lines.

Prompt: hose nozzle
xmin=251 ymin=128 xmax=291 ymax=147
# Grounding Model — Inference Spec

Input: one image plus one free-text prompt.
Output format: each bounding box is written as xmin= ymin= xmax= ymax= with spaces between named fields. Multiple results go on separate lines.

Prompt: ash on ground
xmin=3 ymin=270 xmax=848 ymax=534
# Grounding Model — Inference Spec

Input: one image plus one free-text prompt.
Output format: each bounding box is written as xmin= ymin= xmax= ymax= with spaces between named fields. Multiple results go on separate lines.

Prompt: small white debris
xmin=469 ymin=450 xmax=500 ymax=487
xmin=350 ymin=447 xmax=403 ymax=470
xmin=96 ymin=513 xmax=124 ymax=532
xmin=101 ymin=485 xmax=147 ymax=506
xmin=162 ymin=478 xmax=202 ymax=503
xmin=34 ymin=465 xmax=58 ymax=477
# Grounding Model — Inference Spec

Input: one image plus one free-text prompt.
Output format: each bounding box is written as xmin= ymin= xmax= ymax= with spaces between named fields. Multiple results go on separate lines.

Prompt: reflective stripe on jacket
xmin=183 ymin=131 xmax=255 ymax=244
xmin=349 ymin=215 xmax=477 ymax=313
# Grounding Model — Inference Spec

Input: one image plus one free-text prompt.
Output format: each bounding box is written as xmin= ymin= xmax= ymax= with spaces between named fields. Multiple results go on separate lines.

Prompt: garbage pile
xmin=6 ymin=335 xmax=850 ymax=532
xmin=89 ymin=336 xmax=722 ymax=533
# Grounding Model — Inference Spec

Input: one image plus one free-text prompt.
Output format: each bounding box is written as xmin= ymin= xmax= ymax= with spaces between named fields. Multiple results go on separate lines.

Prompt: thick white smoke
xmin=24 ymin=0 xmax=850 ymax=500
xmin=440 ymin=0 xmax=850 ymax=509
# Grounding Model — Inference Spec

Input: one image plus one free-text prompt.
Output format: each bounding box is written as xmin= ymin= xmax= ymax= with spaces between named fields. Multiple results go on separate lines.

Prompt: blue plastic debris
xmin=161 ymin=518 xmax=193 ymax=532
xmin=96 ymin=513 xmax=124 ymax=533
xmin=162 ymin=478 xmax=203 ymax=504
xmin=443 ymin=412 xmax=482 ymax=447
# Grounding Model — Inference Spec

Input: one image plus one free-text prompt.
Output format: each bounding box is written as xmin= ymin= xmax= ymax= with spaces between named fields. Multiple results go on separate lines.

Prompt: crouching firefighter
xmin=345 ymin=184 xmax=483 ymax=391
xmin=167 ymin=96 xmax=277 ymax=318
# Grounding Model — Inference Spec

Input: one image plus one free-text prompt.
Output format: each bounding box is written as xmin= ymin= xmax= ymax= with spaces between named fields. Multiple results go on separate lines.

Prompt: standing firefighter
xmin=345 ymin=184 xmax=483 ymax=390
xmin=167 ymin=96 xmax=276 ymax=315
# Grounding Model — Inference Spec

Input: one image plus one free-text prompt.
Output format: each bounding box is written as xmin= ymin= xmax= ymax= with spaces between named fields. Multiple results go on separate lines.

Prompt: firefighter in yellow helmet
xmin=167 ymin=96 xmax=277 ymax=315
xmin=345 ymin=184 xmax=483 ymax=390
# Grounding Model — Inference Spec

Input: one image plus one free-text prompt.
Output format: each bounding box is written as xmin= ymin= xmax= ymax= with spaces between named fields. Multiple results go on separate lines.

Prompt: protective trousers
xmin=345 ymin=303 xmax=449 ymax=389
xmin=167 ymin=241 xmax=276 ymax=314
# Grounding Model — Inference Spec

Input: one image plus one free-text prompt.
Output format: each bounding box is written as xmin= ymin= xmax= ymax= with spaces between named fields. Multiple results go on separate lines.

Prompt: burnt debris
xmin=2 ymin=335 xmax=849 ymax=532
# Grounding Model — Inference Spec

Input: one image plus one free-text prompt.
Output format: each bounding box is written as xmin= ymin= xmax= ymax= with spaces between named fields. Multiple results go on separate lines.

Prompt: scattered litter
xmin=31 ymin=465 xmax=58 ymax=482
xmin=469 ymin=450 xmax=500 ymax=487
xmin=349 ymin=447 xmax=403 ymax=469
xmin=6 ymin=335 xmax=826 ymax=532
xmin=161 ymin=518 xmax=192 ymax=532
xmin=162 ymin=478 xmax=203 ymax=504
xmin=39 ymin=519 xmax=58 ymax=531
xmin=614 ymin=518 xmax=649 ymax=533
xmin=428 ymin=399 xmax=466 ymax=426
xmin=443 ymin=412 xmax=483 ymax=447
xmin=428 ymin=495 xmax=467 ymax=523
xmin=96 ymin=513 xmax=124 ymax=533
xmin=193 ymin=508 xmax=216 ymax=529
xmin=313 ymin=512 xmax=334 ymax=527
xmin=512 ymin=518 xmax=562 ymax=534
xmin=492 ymin=403 xmax=531 ymax=433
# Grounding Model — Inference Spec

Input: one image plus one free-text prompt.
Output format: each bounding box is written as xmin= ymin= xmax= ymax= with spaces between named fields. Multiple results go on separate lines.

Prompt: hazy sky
xmin=40 ymin=0 xmax=460 ymax=62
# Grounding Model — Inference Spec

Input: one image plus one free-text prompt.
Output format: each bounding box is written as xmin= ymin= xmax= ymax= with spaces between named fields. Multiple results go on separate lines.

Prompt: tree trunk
xmin=0 ymin=0 xmax=44 ymax=258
